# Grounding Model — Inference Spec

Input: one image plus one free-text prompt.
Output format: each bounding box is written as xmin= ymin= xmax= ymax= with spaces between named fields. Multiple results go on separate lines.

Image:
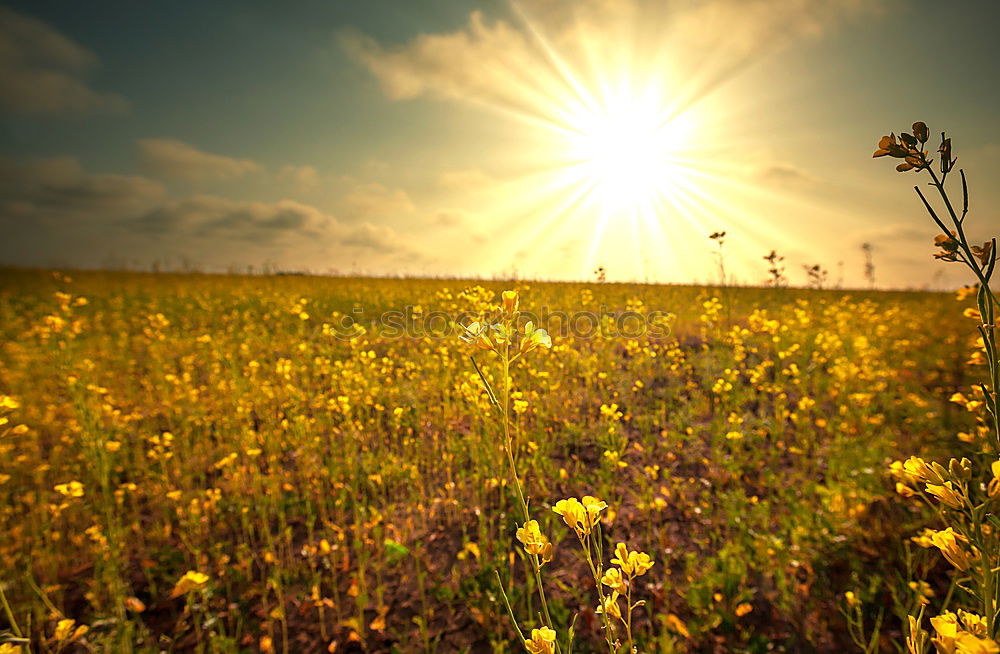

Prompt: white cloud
xmin=0 ymin=7 xmax=128 ymax=115
xmin=343 ymin=0 xmax=881 ymax=116
xmin=136 ymin=139 xmax=262 ymax=183
xmin=341 ymin=11 xmax=536 ymax=104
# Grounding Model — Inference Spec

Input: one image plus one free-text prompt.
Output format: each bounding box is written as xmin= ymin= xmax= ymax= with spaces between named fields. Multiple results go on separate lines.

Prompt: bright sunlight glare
xmin=564 ymin=89 xmax=694 ymax=210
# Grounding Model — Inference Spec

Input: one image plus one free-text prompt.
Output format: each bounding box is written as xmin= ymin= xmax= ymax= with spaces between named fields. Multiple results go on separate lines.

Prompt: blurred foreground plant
xmin=874 ymin=122 xmax=999 ymax=652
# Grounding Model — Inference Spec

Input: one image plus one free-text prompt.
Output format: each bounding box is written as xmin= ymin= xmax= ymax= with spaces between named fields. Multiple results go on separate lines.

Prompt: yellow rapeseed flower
xmin=956 ymin=634 xmax=1000 ymax=654
xmin=523 ymin=626 xmax=555 ymax=654
xmin=54 ymin=618 xmax=76 ymax=641
xmin=931 ymin=612 xmax=959 ymax=652
xmin=596 ymin=591 xmax=622 ymax=620
xmin=610 ymin=542 xmax=654 ymax=578
xmin=501 ymin=290 xmax=519 ymax=315
xmin=581 ymin=495 xmax=607 ymax=523
xmin=552 ymin=496 xmax=606 ymax=536
xmin=959 ymin=610 xmax=989 ymax=638
xmin=516 ymin=520 xmax=553 ymax=563
xmin=988 ymin=461 xmax=1000 ymax=498
xmin=930 ymin=529 xmax=973 ymax=571
xmin=520 ymin=321 xmax=552 ymax=354
xmin=926 ymin=481 xmax=963 ymax=509
xmin=601 ymin=567 xmax=628 ymax=593
xmin=169 ymin=570 xmax=210 ymax=598
xmin=54 ymin=480 xmax=84 ymax=498
xmin=903 ymin=456 xmax=944 ymax=484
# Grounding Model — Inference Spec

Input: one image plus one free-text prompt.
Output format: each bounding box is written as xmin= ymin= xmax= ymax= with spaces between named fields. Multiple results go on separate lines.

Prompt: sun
xmin=564 ymin=89 xmax=693 ymax=210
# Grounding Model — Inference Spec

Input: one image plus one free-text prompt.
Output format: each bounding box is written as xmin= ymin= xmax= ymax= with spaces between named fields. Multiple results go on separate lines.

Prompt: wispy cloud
xmin=131 ymin=195 xmax=411 ymax=254
xmin=343 ymin=0 xmax=881 ymax=117
xmin=0 ymin=7 xmax=128 ymax=115
xmin=755 ymin=163 xmax=817 ymax=187
xmin=0 ymin=156 xmax=164 ymax=221
xmin=136 ymin=139 xmax=262 ymax=183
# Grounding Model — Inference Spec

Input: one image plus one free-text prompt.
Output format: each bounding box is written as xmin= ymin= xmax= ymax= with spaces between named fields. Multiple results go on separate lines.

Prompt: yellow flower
xmin=911 ymin=528 xmax=937 ymax=548
xmin=601 ymin=567 xmax=628 ymax=593
xmin=169 ymin=570 xmax=210 ymax=598
xmin=553 ymin=498 xmax=586 ymax=534
xmin=501 ymin=290 xmax=519 ymax=314
xmin=931 ymin=612 xmax=959 ymax=652
xmin=959 ymin=611 xmax=989 ymax=638
xmin=956 ymin=634 xmax=1000 ymax=654
xmin=988 ymin=461 xmax=1000 ymax=498
xmin=459 ymin=321 xmax=494 ymax=351
xmin=516 ymin=520 xmax=553 ymax=563
xmin=54 ymin=618 xmax=76 ymax=641
xmin=553 ymin=496 xmax=605 ymax=536
xmin=926 ymin=481 xmax=963 ymax=509
xmin=610 ymin=542 xmax=654 ymax=578
xmin=903 ymin=456 xmax=944 ymax=484
xmin=0 ymin=644 xmax=23 ymax=654
xmin=581 ymin=495 xmax=607 ymax=524
xmin=523 ymin=626 xmax=556 ymax=654
xmin=596 ymin=591 xmax=622 ymax=620
xmin=520 ymin=321 xmax=552 ymax=354
xmin=889 ymin=459 xmax=919 ymax=484
xmin=735 ymin=602 xmax=753 ymax=617
xmin=930 ymin=529 xmax=973 ymax=571
xmin=54 ymin=480 xmax=84 ymax=498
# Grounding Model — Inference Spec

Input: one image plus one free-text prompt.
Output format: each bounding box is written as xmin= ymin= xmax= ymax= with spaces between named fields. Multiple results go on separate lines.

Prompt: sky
xmin=1 ymin=0 xmax=998 ymax=288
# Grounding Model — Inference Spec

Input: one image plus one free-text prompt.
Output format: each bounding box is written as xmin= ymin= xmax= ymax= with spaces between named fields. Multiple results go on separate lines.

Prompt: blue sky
xmin=1 ymin=0 xmax=998 ymax=286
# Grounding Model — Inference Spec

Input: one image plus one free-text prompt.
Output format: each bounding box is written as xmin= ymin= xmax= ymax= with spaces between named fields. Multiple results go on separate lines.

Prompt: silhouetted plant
xmin=872 ymin=121 xmax=999 ymax=651
xmin=709 ymin=231 xmax=727 ymax=286
xmin=803 ymin=264 xmax=828 ymax=289
xmin=763 ymin=250 xmax=787 ymax=287
xmin=861 ymin=243 xmax=876 ymax=290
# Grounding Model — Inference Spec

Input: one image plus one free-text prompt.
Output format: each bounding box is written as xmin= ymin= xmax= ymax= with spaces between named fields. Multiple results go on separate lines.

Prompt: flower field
xmin=0 ymin=269 xmax=984 ymax=652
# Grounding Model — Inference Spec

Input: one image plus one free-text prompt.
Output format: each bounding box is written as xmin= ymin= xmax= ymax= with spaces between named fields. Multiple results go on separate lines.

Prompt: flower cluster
xmin=460 ymin=290 xmax=552 ymax=357
xmin=907 ymin=610 xmax=999 ymax=654
xmin=552 ymin=495 xmax=607 ymax=537
xmin=516 ymin=520 xmax=554 ymax=565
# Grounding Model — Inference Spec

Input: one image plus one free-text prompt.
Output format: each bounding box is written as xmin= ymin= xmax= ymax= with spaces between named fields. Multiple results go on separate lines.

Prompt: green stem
xmin=498 ymin=343 xmax=558 ymax=649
